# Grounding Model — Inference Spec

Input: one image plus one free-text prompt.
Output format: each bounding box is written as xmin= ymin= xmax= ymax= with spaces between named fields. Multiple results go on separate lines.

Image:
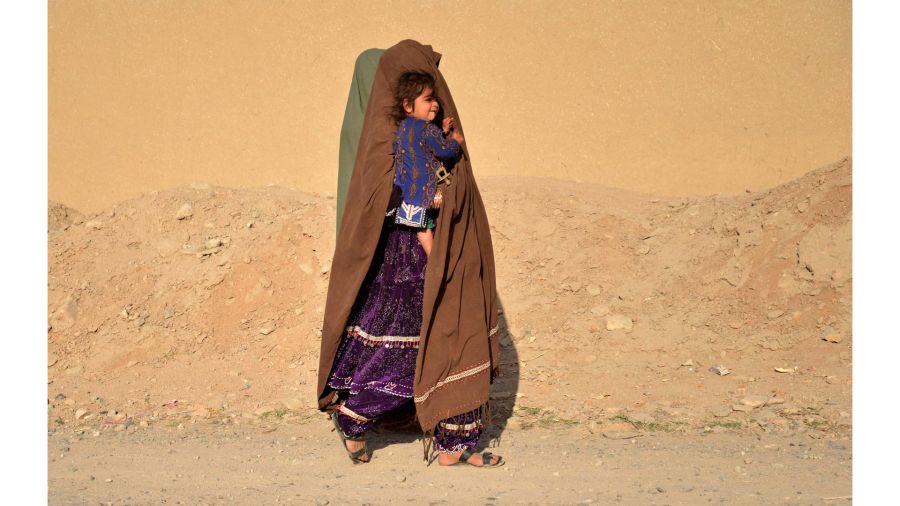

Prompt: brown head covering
xmin=317 ymin=40 xmax=500 ymax=431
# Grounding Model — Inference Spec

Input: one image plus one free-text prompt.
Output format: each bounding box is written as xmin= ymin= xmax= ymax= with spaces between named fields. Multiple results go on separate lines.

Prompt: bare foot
xmin=437 ymin=449 xmax=503 ymax=467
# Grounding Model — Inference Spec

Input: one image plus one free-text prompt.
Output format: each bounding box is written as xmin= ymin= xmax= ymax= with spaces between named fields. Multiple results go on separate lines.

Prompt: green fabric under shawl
xmin=336 ymin=48 xmax=385 ymax=237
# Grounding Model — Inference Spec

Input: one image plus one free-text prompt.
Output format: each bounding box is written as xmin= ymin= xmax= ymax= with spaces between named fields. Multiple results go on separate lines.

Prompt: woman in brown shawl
xmin=317 ymin=40 xmax=503 ymax=467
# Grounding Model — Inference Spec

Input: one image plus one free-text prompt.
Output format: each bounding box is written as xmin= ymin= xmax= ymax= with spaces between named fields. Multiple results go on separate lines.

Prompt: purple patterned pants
xmin=327 ymin=224 xmax=482 ymax=453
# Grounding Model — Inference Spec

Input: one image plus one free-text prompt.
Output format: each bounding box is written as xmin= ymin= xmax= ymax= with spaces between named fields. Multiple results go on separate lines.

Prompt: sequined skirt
xmin=327 ymin=224 xmax=425 ymax=419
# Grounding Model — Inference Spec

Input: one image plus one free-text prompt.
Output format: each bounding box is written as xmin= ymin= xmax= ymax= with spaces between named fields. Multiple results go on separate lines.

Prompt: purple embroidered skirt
xmin=327 ymin=224 xmax=481 ymax=453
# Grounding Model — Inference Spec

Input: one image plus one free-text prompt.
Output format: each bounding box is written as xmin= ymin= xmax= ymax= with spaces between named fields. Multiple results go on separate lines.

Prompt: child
xmin=391 ymin=71 xmax=464 ymax=256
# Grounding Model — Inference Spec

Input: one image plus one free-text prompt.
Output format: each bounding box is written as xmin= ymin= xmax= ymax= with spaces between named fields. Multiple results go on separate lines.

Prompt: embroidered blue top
xmin=392 ymin=116 xmax=460 ymax=228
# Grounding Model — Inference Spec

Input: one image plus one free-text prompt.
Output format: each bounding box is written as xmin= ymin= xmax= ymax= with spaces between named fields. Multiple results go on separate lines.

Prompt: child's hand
xmin=442 ymin=117 xmax=455 ymax=135
xmin=451 ymin=130 xmax=464 ymax=144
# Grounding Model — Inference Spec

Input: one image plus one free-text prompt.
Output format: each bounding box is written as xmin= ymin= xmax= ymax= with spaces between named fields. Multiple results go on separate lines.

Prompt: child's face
xmin=404 ymin=86 xmax=439 ymax=122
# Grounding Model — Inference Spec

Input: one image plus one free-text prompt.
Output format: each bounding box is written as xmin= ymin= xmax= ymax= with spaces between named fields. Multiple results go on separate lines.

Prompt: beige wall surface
xmin=49 ymin=0 xmax=851 ymax=213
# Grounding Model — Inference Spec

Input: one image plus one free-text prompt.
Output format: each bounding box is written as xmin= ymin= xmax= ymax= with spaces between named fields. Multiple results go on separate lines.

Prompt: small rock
xmin=708 ymin=366 xmax=730 ymax=376
xmin=396 ymin=476 xmax=406 ymax=483
xmin=589 ymin=324 xmax=599 ymax=333
xmin=315 ymin=499 xmax=330 ymax=506
xmin=64 ymin=398 xmax=76 ymax=406
xmin=259 ymin=322 xmax=276 ymax=335
xmin=74 ymin=409 xmax=88 ymax=420
xmin=590 ymin=305 xmax=610 ymax=317
xmin=822 ymin=326 xmax=842 ymax=343
xmin=773 ymin=367 xmax=795 ymax=374
xmin=105 ymin=478 xmax=112 ymax=483
xmin=759 ymin=339 xmax=780 ymax=351
xmin=84 ymin=220 xmax=103 ymax=230
xmin=54 ymin=393 xmax=66 ymax=401
xmin=731 ymin=404 xmax=754 ymax=413
xmin=606 ymin=314 xmax=633 ymax=332
xmin=681 ymin=359 xmax=694 ymax=367
xmin=712 ymin=407 xmax=732 ymax=417
xmin=635 ymin=244 xmax=650 ymax=255
xmin=586 ymin=285 xmax=602 ymax=296
xmin=740 ymin=396 xmax=770 ymax=408
xmin=767 ymin=309 xmax=784 ymax=320
xmin=175 ymin=203 xmax=194 ymax=220
xmin=139 ymin=420 xmax=149 ymax=427
xmin=797 ymin=200 xmax=810 ymax=213
xmin=204 ymin=238 xmax=223 ymax=249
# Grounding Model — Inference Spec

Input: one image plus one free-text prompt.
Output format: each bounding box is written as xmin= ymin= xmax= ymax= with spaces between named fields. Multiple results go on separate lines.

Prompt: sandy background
xmin=47 ymin=157 xmax=852 ymax=503
xmin=48 ymin=0 xmax=850 ymax=214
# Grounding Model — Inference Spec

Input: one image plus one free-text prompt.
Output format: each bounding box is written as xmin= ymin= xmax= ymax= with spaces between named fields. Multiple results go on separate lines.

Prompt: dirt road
xmin=48 ymin=420 xmax=851 ymax=505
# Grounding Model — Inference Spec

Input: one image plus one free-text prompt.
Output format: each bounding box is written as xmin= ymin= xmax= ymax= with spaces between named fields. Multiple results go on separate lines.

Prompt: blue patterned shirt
xmin=392 ymin=116 xmax=460 ymax=227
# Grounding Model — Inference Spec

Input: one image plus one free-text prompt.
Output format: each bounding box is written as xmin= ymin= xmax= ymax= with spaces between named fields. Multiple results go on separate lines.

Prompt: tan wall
xmin=49 ymin=0 xmax=851 ymax=213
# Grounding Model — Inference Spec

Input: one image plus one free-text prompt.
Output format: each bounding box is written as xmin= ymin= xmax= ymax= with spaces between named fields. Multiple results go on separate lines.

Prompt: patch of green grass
xmin=259 ymin=407 xmax=294 ymax=419
xmin=536 ymin=416 xmax=580 ymax=428
xmin=519 ymin=406 xmax=542 ymax=416
xmin=607 ymin=413 xmax=680 ymax=432
xmin=803 ymin=418 xmax=832 ymax=430
xmin=703 ymin=420 xmax=743 ymax=431
xmin=512 ymin=405 xmax=582 ymax=429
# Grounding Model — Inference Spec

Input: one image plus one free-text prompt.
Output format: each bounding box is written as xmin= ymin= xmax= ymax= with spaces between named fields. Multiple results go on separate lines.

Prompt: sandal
xmin=445 ymin=447 xmax=504 ymax=468
xmin=331 ymin=411 xmax=370 ymax=464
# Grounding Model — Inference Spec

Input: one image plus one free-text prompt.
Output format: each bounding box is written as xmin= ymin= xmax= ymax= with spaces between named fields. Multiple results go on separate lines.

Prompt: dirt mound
xmin=47 ymin=158 xmax=851 ymax=438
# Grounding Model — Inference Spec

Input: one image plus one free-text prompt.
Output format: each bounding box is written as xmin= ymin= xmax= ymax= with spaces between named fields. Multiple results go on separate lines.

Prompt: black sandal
xmin=452 ymin=448 xmax=504 ymax=468
xmin=331 ymin=411 xmax=370 ymax=464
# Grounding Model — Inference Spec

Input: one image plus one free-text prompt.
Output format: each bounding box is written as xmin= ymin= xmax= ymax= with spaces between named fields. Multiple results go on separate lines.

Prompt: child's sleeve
xmin=422 ymin=123 xmax=460 ymax=159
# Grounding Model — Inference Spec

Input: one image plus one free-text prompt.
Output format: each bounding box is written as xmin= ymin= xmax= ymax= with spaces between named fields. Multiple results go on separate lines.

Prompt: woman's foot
xmin=437 ymin=448 xmax=503 ymax=467
xmin=330 ymin=411 xmax=370 ymax=464
xmin=343 ymin=438 xmax=370 ymax=463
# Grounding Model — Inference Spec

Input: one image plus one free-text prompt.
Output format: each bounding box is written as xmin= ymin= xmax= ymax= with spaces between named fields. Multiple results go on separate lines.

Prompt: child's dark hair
xmin=390 ymin=71 xmax=437 ymax=124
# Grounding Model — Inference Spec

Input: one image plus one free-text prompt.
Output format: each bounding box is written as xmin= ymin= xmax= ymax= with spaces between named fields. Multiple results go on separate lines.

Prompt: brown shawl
xmin=316 ymin=40 xmax=500 ymax=432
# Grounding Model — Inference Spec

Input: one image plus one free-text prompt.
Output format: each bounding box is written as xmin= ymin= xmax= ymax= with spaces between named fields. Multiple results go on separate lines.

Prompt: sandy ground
xmin=47 ymin=157 xmax=851 ymax=503
xmin=48 ymin=423 xmax=851 ymax=505
xmin=48 ymin=0 xmax=851 ymax=213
